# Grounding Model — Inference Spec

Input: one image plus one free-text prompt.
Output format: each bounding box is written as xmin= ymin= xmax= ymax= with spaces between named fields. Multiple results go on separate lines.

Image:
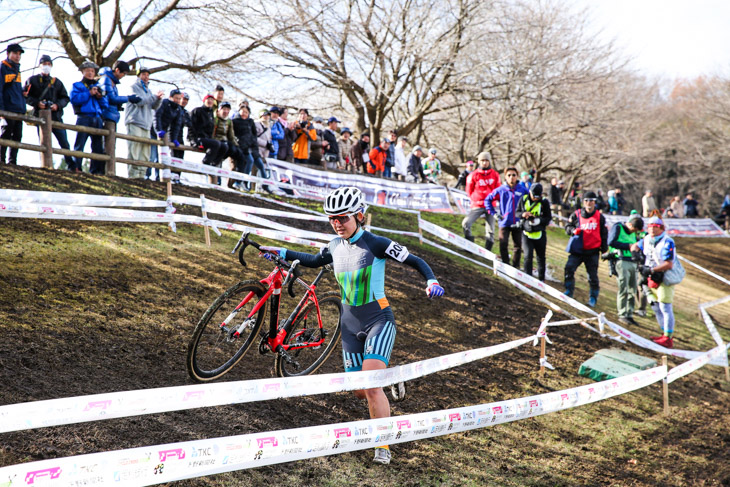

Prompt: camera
xmin=299 ymin=120 xmax=307 ymax=128
xmin=601 ymin=251 xmax=618 ymax=261
xmin=40 ymin=99 xmax=54 ymax=109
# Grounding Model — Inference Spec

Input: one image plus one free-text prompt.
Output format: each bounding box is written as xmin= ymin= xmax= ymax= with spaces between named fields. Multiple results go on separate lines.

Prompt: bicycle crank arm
xmin=277 ymin=347 xmax=300 ymax=368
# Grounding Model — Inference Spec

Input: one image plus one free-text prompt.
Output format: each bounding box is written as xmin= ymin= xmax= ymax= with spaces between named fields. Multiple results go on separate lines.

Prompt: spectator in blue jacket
xmin=70 ymin=61 xmax=109 ymax=173
xmin=99 ymin=60 xmax=140 ymax=124
xmin=0 ymin=44 xmax=26 ymax=165
xmin=486 ymin=166 xmax=528 ymax=267
xmin=269 ymin=106 xmax=285 ymax=157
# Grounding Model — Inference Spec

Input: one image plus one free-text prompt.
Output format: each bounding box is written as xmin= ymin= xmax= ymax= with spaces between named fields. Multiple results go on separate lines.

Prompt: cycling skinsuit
xmin=282 ymin=228 xmax=435 ymax=371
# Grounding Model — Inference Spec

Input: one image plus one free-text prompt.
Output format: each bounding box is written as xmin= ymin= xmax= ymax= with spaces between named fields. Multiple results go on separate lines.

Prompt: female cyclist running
xmin=260 ymin=186 xmax=444 ymax=465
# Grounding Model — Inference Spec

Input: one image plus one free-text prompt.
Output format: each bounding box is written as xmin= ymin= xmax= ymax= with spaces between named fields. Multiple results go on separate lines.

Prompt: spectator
xmin=268 ymin=106 xmax=285 ymax=159
xmin=568 ymin=182 xmax=582 ymax=211
xmin=232 ymin=102 xmax=266 ymax=191
xmin=549 ymin=178 xmax=565 ymax=224
xmin=630 ymin=216 xmax=680 ymax=348
xmin=683 ymin=193 xmax=699 ymax=218
xmin=641 ymin=189 xmax=657 ymax=217
xmin=422 ymin=148 xmax=441 ymax=183
xmin=517 ymin=183 xmax=552 ymax=281
xmin=293 ymin=108 xmax=317 ymax=164
xmin=97 ymin=61 xmax=140 ymax=173
xmin=383 ymin=130 xmax=397 ymax=178
xmin=190 ymin=94 xmax=226 ymax=180
xmin=350 ymin=131 xmax=370 ymax=173
xmin=255 ymin=109 xmax=272 ymax=159
xmin=123 ymin=67 xmax=163 ymax=179
xmin=607 ymin=213 xmax=644 ymax=325
xmin=367 ymin=138 xmax=390 ymax=177
xmin=277 ymin=107 xmax=295 ymax=162
xmin=716 ymin=194 xmax=730 ymax=230
xmin=454 ymin=160 xmax=474 ymax=190
xmin=69 ymin=61 xmax=108 ymax=173
xmin=212 ymin=101 xmax=245 ymax=186
xmin=595 ymin=190 xmax=606 ymax=211
xmin=0 ymin=44 xmax=25 ymax=165
xmin=563 ymin=191 xmax=608 ymax=307
xmin=519 ymin=171 xmax=532 ymax=191
xmin=406 ymin=145 xmax=427 ymax=183
xmin=668 ymin=195 xmax=684 ymax=218
xmin=393 ymin=136 xmax=409 ymax=181
xmin=462 ymin=152 xmax=500 ymax=250
xmin=24 ymin=54 xmax=74 ymax=170
xmin=486 ymin=166 xmax=528 ymax=267
xmin=662 ymin=207 xmax=675 ymax=219
xmin=615 ymin=187 xmax=626 ymax=215
xmin=154 ymin=89 xmax=183 ymax=151
xmin=308 ymin=115 xmax=325 ymax=166
xmin=339 ymin=127 xmax=355 ymax=172
xmin=607 ymin=189 xmax=618 ymax=215
xmin=322 ymin=116 xmax=341 ymax=170
xmin=211 ymin=84 xmax=225 ymax=109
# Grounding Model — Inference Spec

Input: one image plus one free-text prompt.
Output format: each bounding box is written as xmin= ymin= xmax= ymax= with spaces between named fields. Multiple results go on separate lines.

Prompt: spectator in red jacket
xmin=367 ymin=138 xmax=390 ymax=177
xmin=462 ymin=151 xmax=501 ymax=250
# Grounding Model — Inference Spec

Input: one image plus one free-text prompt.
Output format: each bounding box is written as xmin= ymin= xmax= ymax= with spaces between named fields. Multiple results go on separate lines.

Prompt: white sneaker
xmin=373 ymin=447 xmax=391 ymax=465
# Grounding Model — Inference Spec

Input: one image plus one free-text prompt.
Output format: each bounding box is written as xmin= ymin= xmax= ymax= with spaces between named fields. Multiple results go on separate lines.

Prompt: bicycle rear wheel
xmin=274 ymin=291 xmax=342 ymax=377
xmin=187 ymin=280 xmax=267 ymax=382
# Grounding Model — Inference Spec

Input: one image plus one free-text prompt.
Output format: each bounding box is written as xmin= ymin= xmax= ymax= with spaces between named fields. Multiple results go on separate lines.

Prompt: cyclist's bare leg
xmin=355 ymin=358 xmax=390 ymax=419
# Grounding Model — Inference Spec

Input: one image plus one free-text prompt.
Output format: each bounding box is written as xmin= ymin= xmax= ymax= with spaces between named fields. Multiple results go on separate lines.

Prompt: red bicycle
xmin=186 ymin=232 xmax=342 ymax=381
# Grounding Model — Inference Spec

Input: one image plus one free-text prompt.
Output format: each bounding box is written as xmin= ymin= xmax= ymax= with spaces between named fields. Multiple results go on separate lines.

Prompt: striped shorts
xmin=341 ymin=313 xmax=397 ymax=372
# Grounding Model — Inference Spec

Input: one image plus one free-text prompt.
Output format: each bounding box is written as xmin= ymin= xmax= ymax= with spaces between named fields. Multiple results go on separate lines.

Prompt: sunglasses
xmin=328 ymin=214 xmax=352 ymax=225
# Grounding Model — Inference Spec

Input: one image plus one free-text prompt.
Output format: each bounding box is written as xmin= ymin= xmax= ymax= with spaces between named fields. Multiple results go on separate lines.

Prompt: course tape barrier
xmin=168 ymin=195 xmax=329 ymax=223
xmin=0 ymin=336 xmax=535 ymax=434
xmin=0 ymin=189 xmax=168 ymax=208
xmin=666 ymin=344 xmax=730 ymax=384
xmin=679 ymin=255 xmax=730 ymax=287
xmin=418 ymin=217 xmax=497 ymax=262
xmin=0 ymin=366 xmax=667 ymax=486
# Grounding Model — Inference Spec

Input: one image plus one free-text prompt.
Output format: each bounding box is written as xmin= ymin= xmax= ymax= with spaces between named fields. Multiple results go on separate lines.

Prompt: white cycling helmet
xmin=323 ymin=186 xmax=365 ymax=216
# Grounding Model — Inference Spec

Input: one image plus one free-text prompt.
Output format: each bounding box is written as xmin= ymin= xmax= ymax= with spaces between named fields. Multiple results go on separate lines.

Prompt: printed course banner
xmin=604 ymin=215 xmax=728 ymax=238
xmin=448 ymin=188 xmax=471 ymax=215
xmin=265 ymin=159 xmax=453 ymax=212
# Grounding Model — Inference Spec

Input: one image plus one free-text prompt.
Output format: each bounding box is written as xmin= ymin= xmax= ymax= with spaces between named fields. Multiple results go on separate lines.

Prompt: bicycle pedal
xmin=258 ymin=336 xmax=271 ymax=355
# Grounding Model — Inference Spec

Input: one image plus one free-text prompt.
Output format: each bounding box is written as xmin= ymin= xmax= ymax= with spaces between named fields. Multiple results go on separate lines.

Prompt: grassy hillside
xmin=1 ymin=165 xmax=729 ymax=486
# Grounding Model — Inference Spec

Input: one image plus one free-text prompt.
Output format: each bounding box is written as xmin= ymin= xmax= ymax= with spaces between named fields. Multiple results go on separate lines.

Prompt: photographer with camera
xmin=486 ymin=167 xmax=529 ymax=268
xmin=69 ymin=61 xmax=108 ymax=173
xmin=630 ymin=216 xmax=681 ymax=348
xmin=517 ymin=183 xmax=552 ymax=281
xmin=24 ymin=54 xmax=74 ymax=170
xmin=322 ymin=116 xmax=342 ymax=170
xmin=563 ymin=191 xmax=608 ymax=307
xmin=605 ymin=214 xmax=644 ymax=325
xmin=292 ymin=108 xmax=317 ymax=164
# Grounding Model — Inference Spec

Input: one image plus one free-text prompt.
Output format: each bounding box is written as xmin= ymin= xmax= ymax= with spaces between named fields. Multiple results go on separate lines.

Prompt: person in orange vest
xmin=367 ymin=137 xmax=390 ymax=177
xmin=563 ymin=191 xmax=608 ymax=307
xmin=292 ymin=108 xmax=317 ymax=164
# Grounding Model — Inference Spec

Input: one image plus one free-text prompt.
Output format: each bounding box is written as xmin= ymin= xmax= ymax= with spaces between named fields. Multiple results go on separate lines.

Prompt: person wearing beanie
xmin=463 ymin=151 xmax=501 ymax=250
xmin=517 ymin=182 xmax=552 ymax=282
xmin=563 ymin=190 xmax=608 ymax=307
xmin=1 ymin=44 xmax=25 ymax=165
xmin=630 ymin=216 xmax=681 ymax=348
xmin=23 ymin=53 xmax=76 ymax=169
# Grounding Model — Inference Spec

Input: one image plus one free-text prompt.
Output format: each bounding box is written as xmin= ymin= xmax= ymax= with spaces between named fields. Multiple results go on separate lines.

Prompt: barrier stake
xmin=539 ymin=336 xmax=546 ymax=375
xmin=103 ymin=120 xmax=117 ymax=176
xmin=662 ymin=356 xmax=669 ymax=416
xmin=40 ymin=109 xmax=53 ymax=168
xmin=200 ymin=194 xmax=211 ymax=247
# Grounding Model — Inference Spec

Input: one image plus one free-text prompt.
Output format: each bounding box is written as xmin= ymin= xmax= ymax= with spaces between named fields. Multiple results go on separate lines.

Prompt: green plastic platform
xmin=578 ymin=348 xmax=657 ymax=382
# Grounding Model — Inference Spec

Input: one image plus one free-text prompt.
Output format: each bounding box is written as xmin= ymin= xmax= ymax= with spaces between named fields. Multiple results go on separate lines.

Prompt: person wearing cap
xmin=322 ymin=116 xmax=342 ymax=170
xmin=190 ymin=94 xmax=226 ymax=176
xmin=268 ymin=106 xmax=285 ymax=158
xmin=123 ymin=67 xmax=163 ymax=179
xmin=367 ymin=138 xmax=390 ymax=177
xmin=563 ymin=190 xmax=608 ymax=307
xmin=350 ymin=131 xmax=370 ymax=173
xmin=641 ymin=189 xmax=657 ymax=218
xmin=607 ymin=214 xmax=645 ymax=325
xmin=383 ymin=130 xmax=398 ymax=178
xmin=0 ymin=44 xmax=25 ymax=165
xmin=486 ymin=167 xmax=528 ymax=266
xmin=517 ymin=182 xmax=552 ymax=281
xmin=407 ymin=145 xmax=427 ymax=183
xmin=69 ymin=60 xmax=108 ymax=173
xmin=293 ymin=108 xmax=317 ymax=164
xmin=255 ymin=109 xmax=272 ymax=159
xmin=393 ymin=136 xmax=409 ymax=181
xmin=23 ymin=54 xmax=74 ymax=169
xmin=463 ymin=152 xmax=500 ymax=250
xmin=630 ymin=216 xmax=679 ymax=348
xmin=213 ymin=101 xmax=245 ymax=185
xmin=338 ymin=127 xmax=355 ymax=172
xmin=421 ymin=148 xmax=441 ymax=183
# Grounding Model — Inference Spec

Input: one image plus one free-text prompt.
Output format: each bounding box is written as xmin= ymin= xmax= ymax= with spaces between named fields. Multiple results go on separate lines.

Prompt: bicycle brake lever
xmin=232 ymin=231 xmax=250 ymax=254
xmin=282 ymin=259 xmax=300 ymax=290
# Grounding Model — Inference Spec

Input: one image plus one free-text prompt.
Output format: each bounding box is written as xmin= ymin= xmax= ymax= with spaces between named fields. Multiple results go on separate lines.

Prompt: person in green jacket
xmin=606 ymin=214 xmax=644 ymax=325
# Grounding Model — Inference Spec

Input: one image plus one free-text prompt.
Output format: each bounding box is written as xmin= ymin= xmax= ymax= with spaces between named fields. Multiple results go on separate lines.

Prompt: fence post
xmin=103 ymin=121 xmax=117 ymax=176
xmin=200 ymin=194 xmax=211 ymax=247
xmin=662 ymin=356 xmax=669 ymax=416
xmin=40 ymin=109 xmax=53 ymax=168
xmin=539 ymin=336 xmax=546 ymax=375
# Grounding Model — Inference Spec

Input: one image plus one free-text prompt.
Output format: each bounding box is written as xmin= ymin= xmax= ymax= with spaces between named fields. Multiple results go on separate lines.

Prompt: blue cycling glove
xmin=426 ymin=280 xmax=444 ymax=299
xmin=259 ymin=246 xmax=286 ymax=261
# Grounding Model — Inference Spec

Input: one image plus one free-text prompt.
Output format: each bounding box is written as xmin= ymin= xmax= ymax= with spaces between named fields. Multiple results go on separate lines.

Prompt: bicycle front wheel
xmin=187 ymin=280 xmax=267 ymax=382
xmin=275 ymin=291 xmax=342 ymax=377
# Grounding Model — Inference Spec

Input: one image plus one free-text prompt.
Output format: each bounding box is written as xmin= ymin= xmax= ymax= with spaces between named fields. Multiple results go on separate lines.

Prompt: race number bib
xmin=385 ymin=241 xmax=409 ymax=262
